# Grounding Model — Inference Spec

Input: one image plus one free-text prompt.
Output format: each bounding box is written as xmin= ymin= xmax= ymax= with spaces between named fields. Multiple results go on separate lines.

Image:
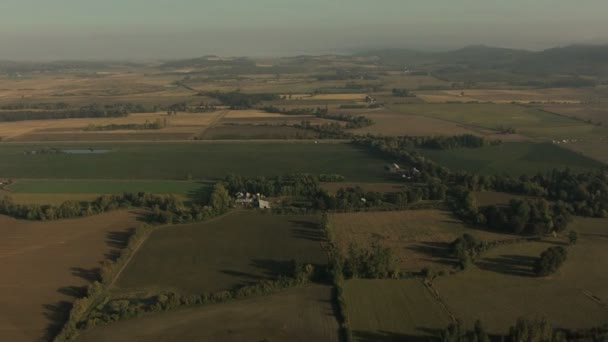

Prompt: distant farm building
xmin=258 ymin=200 xmax=271 ymax=209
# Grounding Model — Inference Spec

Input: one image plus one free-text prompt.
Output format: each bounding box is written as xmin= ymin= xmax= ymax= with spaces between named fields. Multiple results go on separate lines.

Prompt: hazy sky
xmin=1 ymin=0 xmax=607 ymax=60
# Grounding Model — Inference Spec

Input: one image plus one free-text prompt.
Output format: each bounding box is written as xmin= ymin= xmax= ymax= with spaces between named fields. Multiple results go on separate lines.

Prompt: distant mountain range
xmin=359 ymin=44 xmax=608 ymax=77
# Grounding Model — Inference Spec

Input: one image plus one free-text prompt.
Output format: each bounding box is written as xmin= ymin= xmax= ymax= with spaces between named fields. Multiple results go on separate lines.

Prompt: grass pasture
xmin=0 ymin=142 xmax=389 ymax=182
xmin=416 ymin=142 xmax=604 ymax=176
xmin=432 ymin=217 xmax=608 ymax=334
xmin=76 ymin=284 xmax=340 ymax=342
xmin=115 ymin=211 xmax=328 ymax=294
xmin=344 ymin=279 xmax=452 ymax=341
xmin=329 ymin=210 xmax=513 ymax=272
xmin=0 ymin=211 xmax=141 ymax=342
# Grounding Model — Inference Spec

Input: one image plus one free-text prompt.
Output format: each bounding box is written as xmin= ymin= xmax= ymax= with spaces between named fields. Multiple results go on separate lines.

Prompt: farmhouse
xmin=258 ymin=200 xmax=271 ymax=209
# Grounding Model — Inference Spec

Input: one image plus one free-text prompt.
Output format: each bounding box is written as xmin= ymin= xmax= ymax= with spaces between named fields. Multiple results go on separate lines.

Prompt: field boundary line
xmin=423 ymin=279 xmax=457 ymax=323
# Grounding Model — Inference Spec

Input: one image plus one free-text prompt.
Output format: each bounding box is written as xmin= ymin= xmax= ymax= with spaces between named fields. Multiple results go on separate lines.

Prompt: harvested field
xmin=344 ymin=279 xmax=452 ymax=341
xmin=434 ymin=218 xmax=608 ymax=334
xmin=416 ymin=88 xmax=602 ymax=104
xmin=416 ymin=142 xmax=604 ymax=176
xmin=76 ymin=284 xmax=340 ymax=342
xmin=115 ymin=211 xmax=328 ymax=294
xmin=329 ymin=210 xmax=513 ymax=272
xmin=0 ymin=211 xmax=141 ymax=342
xmin=0 ymin=142 xmax=389 ymax=182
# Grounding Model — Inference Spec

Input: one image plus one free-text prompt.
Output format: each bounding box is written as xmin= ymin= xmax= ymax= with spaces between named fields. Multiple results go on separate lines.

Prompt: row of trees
xmin=0 ymin=103 xmax=142 ymax=122
xmin=0 ymin=184 xmax=231 ymax=223
xmin=535 ymin=246 xmax=568 ymax=276
xmin=199 ymin=91 xmax=279 ymax=109
xmin=84 ymin=119 xmax=167 ymax=131
xmin=449 ymin=188 xmax=573 ymax=235
xmin=354 ymin=135 xmax=608 ymax=218
xmin=441 ymin=317 xmax=608 ymax=341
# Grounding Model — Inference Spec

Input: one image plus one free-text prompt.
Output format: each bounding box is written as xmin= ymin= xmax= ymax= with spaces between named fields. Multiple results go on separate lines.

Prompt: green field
xmin=394 ymin=103 xmax=607 ymax=140
xmin=76 ymin=284 xmax=340 ymax=342
xmin=433 ymin=217 xmax=608 ymax=334
xmin=344 ymin=279 xmax=452 ymax=341
xmin=7 ymin=179 xmax=209 ymax=194
xmin=416 ymin=142 xmax=603 ymax=175
xmin=115 ymin=211 xmax=328 ymax=294
xmin=0 ymin=142 xmax=387 ymax=182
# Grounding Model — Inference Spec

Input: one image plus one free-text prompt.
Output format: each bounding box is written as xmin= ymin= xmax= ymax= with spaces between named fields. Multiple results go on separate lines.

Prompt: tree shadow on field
xmin=407 ymin=241 xmax=459 ymax=268
xmin=476 ymin=254 xmax=537 ymax=277
xmin=250 ymin=258 xmax=294 ymax=278
xmin=353 ymin=330 xmax=438 ymax=342
xmin=289 ymin=219 xmax=325 ymax=242
xmin=42 ymin=301 xmax=72 ymax=341
xmin=105 ymin=228 xmax=135 ymax=261
xmin=219 ymin=269 xmax=267 ymax=289
xmin=71 ymin=267 xmax=101 ymax=282
xmin=57 ymin=285 xmax=87 ymax=298
xmin=186 ymin=182 xmax=213 ymax=205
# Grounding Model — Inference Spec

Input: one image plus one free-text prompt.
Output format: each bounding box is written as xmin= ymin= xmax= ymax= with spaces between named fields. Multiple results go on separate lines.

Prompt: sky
xmin=1 ymin=0 xmax=607 ymax=60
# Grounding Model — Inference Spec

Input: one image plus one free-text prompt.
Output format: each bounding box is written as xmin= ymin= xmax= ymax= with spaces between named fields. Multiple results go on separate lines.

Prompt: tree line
xmin=354 ymin=135 xmax=608 ymax=219
xmin=84 ymin=119 xmax=167 ymax=131
xmin=0 ymin=103 xmax=141 ymax=122
xmin=440 ymin=317 xmax=607 ymax=341
xmin=0 ymin=184 xmax=231 ymax=224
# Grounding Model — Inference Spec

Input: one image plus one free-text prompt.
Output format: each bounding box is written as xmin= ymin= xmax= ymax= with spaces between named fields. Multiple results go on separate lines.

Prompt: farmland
xmin=329 ymin=210 xmax=513 ymax=272
xmin=415 ymin=142 xmax=603 ymax=175
xmin=76 ymin=284 xmax=340 ymax=342
xmin=344 ymin=279 xmax=452 ymax=341
xmin=391 ymin=103 xmax=608 ymax=141
xmin=0 ymin=142 xmax=389 ymax=182
xmin=2 ymin=43 xmax=608 ymax=342
xmin=0 ymin=211 xmax=141 ymax=342
xmin=433 ymin=217 xmax=608 ymax=334
xmin=114 ymin=211 xmax=328 ymax=294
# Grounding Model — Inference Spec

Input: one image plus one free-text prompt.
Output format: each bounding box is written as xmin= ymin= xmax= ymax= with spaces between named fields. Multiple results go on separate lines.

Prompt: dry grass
xmin=329 ymin=210 xmax=514 ymax=272
xmin=0 ymin=211 xmax=141 ymax=342
xmin=76 ymin=284 xmax=340 ymax=342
